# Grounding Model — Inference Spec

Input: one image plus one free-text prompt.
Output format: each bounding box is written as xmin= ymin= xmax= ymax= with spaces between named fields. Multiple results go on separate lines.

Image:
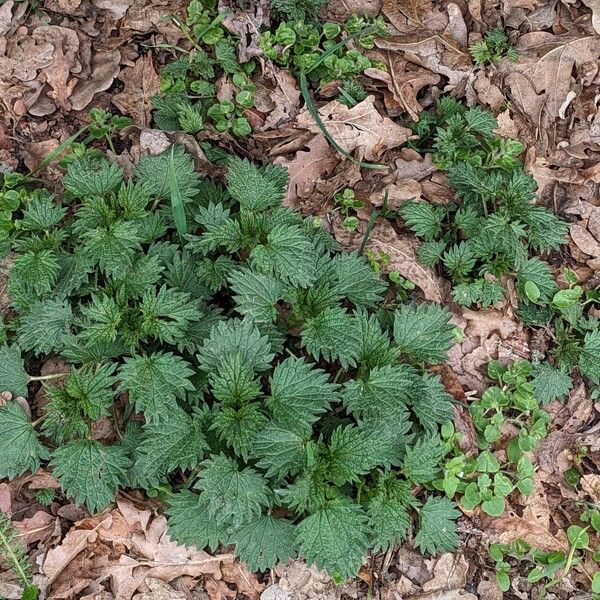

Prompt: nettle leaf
xmin=399 ymin=201 xmax=446 ymax=242
xmin=194 ymin=454 xmax=270 ymax=527
xmin=403 ymin=435 xmax=445 ymax=484
xmin=516 ymin=258 xmax=558 ymax=303
xmin=252 ymin=422 xmax=312 ymax=479
xmin=11 ymin=250 xmax=60 ymax=296
xmin=531 ymin=363 xmax=573 ymax=404
xmin=211 ymin=403 xmax=267 ymax=460
xmin=227 ymin=157 xmax=288 ymax=211
xmin=0 ymin=345 xmax=30 ymax=397
xmin=233 ymin=515 xmax=298 ymax=571
xmin=18 ymin=298 xmax=73 ymax=355
xmin=331 ymin=252 xmax=387 ymax=307
xmin=267 ymin=357 xmax=338 ymax=429
xmin=63 ymin=156 xmax=123 ymax=197
xmin=579 ymin=330 xmax=600 ymax=384
xmin=301 ymin=307 xmax=360 ymax=368
xmin=393 ymin=302 xmax=454 ymax=364
xmin=353 ymin=309 xmax=399 ymax=369
xmin=0 ymin=402 xmax=49 ymax=478
xmin=198 ymin=318 xmax=274 ymax=373
xmin=296 ymin=497 xmax=370 ymax=580
xmin=51 ymin=439 xmax=131 ymax=513
xmin=20 ymin=195 xmax=67 ymax=231
xmin=409 ymin=373 xmax=455 ymax=430
xmin=230 ymin=267 xmax=284 ymax=323
xmin=119 ymin=352 xmax=195 ymax=422
xmin=134 ymin=407 xmax=207 ymax=487
xmin=250 ymin=224 xmax=317 ymax=287
xmin=167 ymin=490 xmax=229 ymax=552
xmin=209 ymin=355 xmax=262 ymax=406
xmin=65 ymin=363 xmax=117 ymax=420
xmin=368 ymin=477 xmax=411 ymax=553
xmin=414 ymin=496 xmax=460 ymax=555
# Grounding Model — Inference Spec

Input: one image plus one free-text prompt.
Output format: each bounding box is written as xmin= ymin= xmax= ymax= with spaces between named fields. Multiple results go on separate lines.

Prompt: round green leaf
xmin=566 ymin=525 xmax=589 ymax=549
xmin=496 ymin=571 xmax=510 ymax=592
xmin=481 ymin=495 xmax=505 ymax=517
xmin=593 ymin=572 xmax=600 ymax=593
xmin=524 ymin=280 xmax=541 ymax=303
xmin=476 ymin=450 xmax=500 ymax=473
xmin=516 ymin=477 xmax=533 ymax=496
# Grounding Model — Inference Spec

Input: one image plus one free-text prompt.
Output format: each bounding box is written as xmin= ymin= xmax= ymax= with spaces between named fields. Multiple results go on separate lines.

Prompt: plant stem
xmin=29 ymin=372 xmax=70 ymax=382
xmin=0 ymin=525 xmax=30 ymax=587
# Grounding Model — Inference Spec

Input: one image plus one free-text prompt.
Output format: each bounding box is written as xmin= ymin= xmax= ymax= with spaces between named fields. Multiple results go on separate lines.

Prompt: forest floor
xmin=1 ymin=0 xmax=600 ymax=599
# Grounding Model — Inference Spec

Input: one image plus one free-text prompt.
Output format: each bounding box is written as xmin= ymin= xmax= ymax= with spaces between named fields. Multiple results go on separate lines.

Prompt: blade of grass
xmin=359 ymin=190 xmax=388 ymax=254
xmin=167 ymin=145 xmax=188 ymax=238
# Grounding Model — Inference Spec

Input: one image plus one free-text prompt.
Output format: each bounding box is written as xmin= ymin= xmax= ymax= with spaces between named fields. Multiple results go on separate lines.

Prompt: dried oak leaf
xmin=375 ymin=35 xmax=470 ymax=87
xmin=513 ymin=33 xmax=600 ymax=119
xmin=274 ymin=134 xmax=338 ymax=208
xmin=221 ymin=561 xmax=264 ymax=599
xmin=261 ymin=68 xmax=301 ymax=130
xmin=296 ymin=95 xmax=412 ymax=161
xmin=365 ymin=55 xmax=441 ymax=120
xmin=421 ymin=553 xmax=469 ymax=593
xmin=112 ymin=53 xmax=161 ymax=127
xmin=70 ymin=49 xmax=121 ymax=111
xmin=219 ymin=0 xmax=268 ymax=62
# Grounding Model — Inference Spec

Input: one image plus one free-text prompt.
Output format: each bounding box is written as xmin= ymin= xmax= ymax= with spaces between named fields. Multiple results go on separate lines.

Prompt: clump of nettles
xmin=0 ymin=148 xmax=462 ymax=579
xmin=469 ymin=28 xmax=518 ymax=65
xmin=401 ymin=97 xmax=568 ymax=309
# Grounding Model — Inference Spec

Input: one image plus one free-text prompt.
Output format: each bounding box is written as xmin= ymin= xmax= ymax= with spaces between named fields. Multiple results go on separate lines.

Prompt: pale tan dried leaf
xmin=382 ymin=0 xmax=448 ymax=34
xmin=0 ymin=482 xmax=11 ymax=516
xmin=408 ymin=590 xmax=477 ymax=600
xmin=272 ymin=560 xmax=336 ymax=599
xmin=325 ymin=0 xmax=381 ymax=20
xmin=570 ymin=223 xmax=600 ymax=257
xmin=70 ymin=49 xmax=121 ymax=111
xmin=515 ymin=33 xmax=600 ymax=118
xmin=581 ymin=0 xmax=600 ymax=33
xmin=296 ymin=95 xmax=412 ymax=161
xmin=132 ymin=578 xmax=186 ymax=600
xmin=221 ymin=561 xmax=265 ymax=599
xmin=422 ymin=553 xmax=468 ymax=592
xmin=15 ymin=511 xmax=55 ymax=545
xmin=42 ymin=526 xmax=101 ymax=584
xmin=274 ymin=135 xmax=337 ymax=208
xmin=219 ymin=0 xmax=268 ymax=62
xmin=370 ymin=180 xmax=422 ymax=211
xmin=376 ymin=36 xmax=470 ymax=87
xmin=444 ymin=3 xmax=468 ymax=46
xmin=462 ymin=308 xmax=519 ymax=342
xmin=364 ymin=57 xmax=440 ymax=120
xmin=580 ymin=474 xmax=600 ymax=502
xmin=0 ymin=0 xmax=14 ymax=36
xmin=112 ymin=53 xmax=160 ymax=127
xmin=261 ymin=69 xmax=301 ymax=130
xmin=91 ymin=0 xmax=134 ymax=19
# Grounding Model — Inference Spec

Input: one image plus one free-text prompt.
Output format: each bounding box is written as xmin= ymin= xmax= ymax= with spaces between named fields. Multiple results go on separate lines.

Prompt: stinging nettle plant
xmin=0 ymin=148 xmax=462 ymax=579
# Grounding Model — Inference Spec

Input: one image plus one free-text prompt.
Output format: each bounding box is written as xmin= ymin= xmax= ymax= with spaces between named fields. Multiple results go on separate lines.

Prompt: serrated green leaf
xmin=267 ymin=357 xmax=338 ymax=429
xmin=51 ymin=439 xmax=131 ymax=513
xmin=531 ymin=363 xmax=573 ymax=404
xmin=331 ymin=252 xmax=387 ymax=307
xmin=580 ymin=330 xmax=600 ymax=384
xmin=227 ymin=157 xmax=287 ymax=211
xmin=233 ymin=515 xmax=297 ymax=571
xmin=230 ymin=267 xmax=284 ymax=323
xmin=393 ymin=302 xmax=454 ymax=364
xmin=194 ymin=454 xmax=270 ymax=527
xmin=0 ymin=402 xmax=49 ymax=478
xmin=18 ymin=298 xmax=72 ymax=355
xmin=296 ymin=497 xmax=370 ymax=580
xmin=119 ymin=352 xmax=195 ymax=422
xmin=414 ymin=496 xmax=460 ymax=555
xmin=0 ymin=345 xmax=30 ymax=397
xmin=167 ymin=490 xmax=229 ymax=552
xmin=403 ymin=435 xmax=444 ymax=484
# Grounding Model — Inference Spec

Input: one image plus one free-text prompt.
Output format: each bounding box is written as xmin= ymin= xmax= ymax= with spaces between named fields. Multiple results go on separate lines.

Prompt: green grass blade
xmin=168 ymin=145 xmax=187 ymax=238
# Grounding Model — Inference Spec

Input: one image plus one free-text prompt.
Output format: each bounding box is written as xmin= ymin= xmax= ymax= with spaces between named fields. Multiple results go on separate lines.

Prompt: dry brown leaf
xmin=570 ymin=222 xmax=600 ymax=257
xmin=581 ymin=0 xmax=600 ymax=33
xmin=422 ymin=554 xmax=468 ymax=592
xmin=462 ymin=308 xmax=519 ymax=342
xmin=515 ymin=33 xmax=600 ymax=118
xmin=112 ymin=53 xmax=161 ymax=127
xmin=132 ymin=578 xmax=186 ymax=600
xmin=580 ymin=474 xmax=600 ymax=502
xmin=261 ymin=69 xmax=301 ymax=130
xmin=274 ymin=135 xmax=337 ymax=208
xmin=70 ymin=49 xmax=121 ymax=111
xmin=382 ymin=0 xmax=448 ymax=35
xmin=364 ymin=57 xmax=440 ymax=120
xmin=15 ymin=511 xmax=55 ymax=545
xmin=221 ymin=561 xmax=264 ymax=599
xmin=296 ymin=95 xmax=412 ymax=161
xmin=0 ymin=482 xmax=11 ymax=516
xmin=219 ymin=0 xmax=268 ymax=62
xmin=376 ymin=36 xmax=470 ymax=87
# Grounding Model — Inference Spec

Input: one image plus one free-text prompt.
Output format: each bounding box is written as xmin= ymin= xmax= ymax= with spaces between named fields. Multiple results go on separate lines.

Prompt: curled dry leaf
xmin=514 ymin=33 xmax=600 ymax=119
xmin=364 ymin=55 xmax=441 ymax=120
xmin=70 ymin=49 xmax=121 ymax=112
xmin=112 ymin=53 xmax=161 ymax=127
xmin=421 ymin=553 xmax=468 ymax=593
xmin=296 ymin=95 xmax=412 ymax=162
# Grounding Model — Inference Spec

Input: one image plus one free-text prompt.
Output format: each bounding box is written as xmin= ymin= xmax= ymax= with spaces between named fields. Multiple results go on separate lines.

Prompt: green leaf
xmin=20 ymin=194 xmax=67 ymax=231
xmin=516 ymin=258 xmax=558 ymax=303
xmin=296 ymin=497 xmax=370 ymax=580
xmin=409 ymin=373 xmax=455 ymax=430
xmin=331 ymin=252 xmax=387 ymax=307
xmin=393 ymin=302 xmax=454 ymax=364
xmin=198 ymin=318 xmax=274 ymax=373
xmin=579 ymin=330 xmax=600 ymax=384
xmin=592 ymin=571 xmax=600 ymax=593
xmin=301 ymin=307 xmax=360 ymax=368
xmin=194 ymin=454 xmax=270 ymax=527
xmin=414 ymin=496 xmax=460 ymax=555
xmin=118 ymin=352 xmax=195 ymax=422
xmin=399 ymin=201 xmax=446 ymax=242
xmin=134 ymin=408 xmax=207 ymax=487
xmin=227 ymin=157 xmax=288 ymax=211
xmin=168 ymin=145 xmax=187 ymax=236
xmin=0 ymin=345 xmax=30 ymax=397
xmin=481 ymin=495 xmax=506 ymax=517
xmin=233 ymin=515 xmax=297 ymax=571
xmin=267 ymin=357 xmax=338 ymax=429
xmin=11 ymin=250 xmax=60 ymax=296
xmin=476 ymin=450 xmax=500 ymax=473
xmin=50 ymin=439 xmax=131 ymax=513
xmin=229 ymin=267 xmax=284 ymax=323
xmin=250 ymin=224 xmax=317 ymax=287
xmin=402 ymin=435 xmax=444 ymax=484
xmin=17 ymin=299 xmax=72 ymax=355
xmin=211 ymin=403 xmax=267 ymax=460
xmin=63 ymin=156 xmax=123 ymax=197
xmin=0 ymin=402 xmax=49 ymax=478
xmin=252 ymin=422 xmax=312 ymax=479
xmin=167 ymin=490 xmax=229 ymax=552
xmin=531 ymin=363 xmax=573 ymax=404
xmin=524 ymin=280 xmax=540 ymax=303
xmin=566 ymin=525 xmax=589 ymax=549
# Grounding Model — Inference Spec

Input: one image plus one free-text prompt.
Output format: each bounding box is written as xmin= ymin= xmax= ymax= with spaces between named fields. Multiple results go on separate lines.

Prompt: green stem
xmin=359 ymin=190 xmax=388 ymax=254
xmin=0 ymin=525 xmax=30 ymax=587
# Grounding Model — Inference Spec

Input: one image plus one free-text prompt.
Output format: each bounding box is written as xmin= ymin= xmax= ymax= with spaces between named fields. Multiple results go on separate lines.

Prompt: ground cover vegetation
xmin=1 ymin=0 xmax=600 ymax=598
